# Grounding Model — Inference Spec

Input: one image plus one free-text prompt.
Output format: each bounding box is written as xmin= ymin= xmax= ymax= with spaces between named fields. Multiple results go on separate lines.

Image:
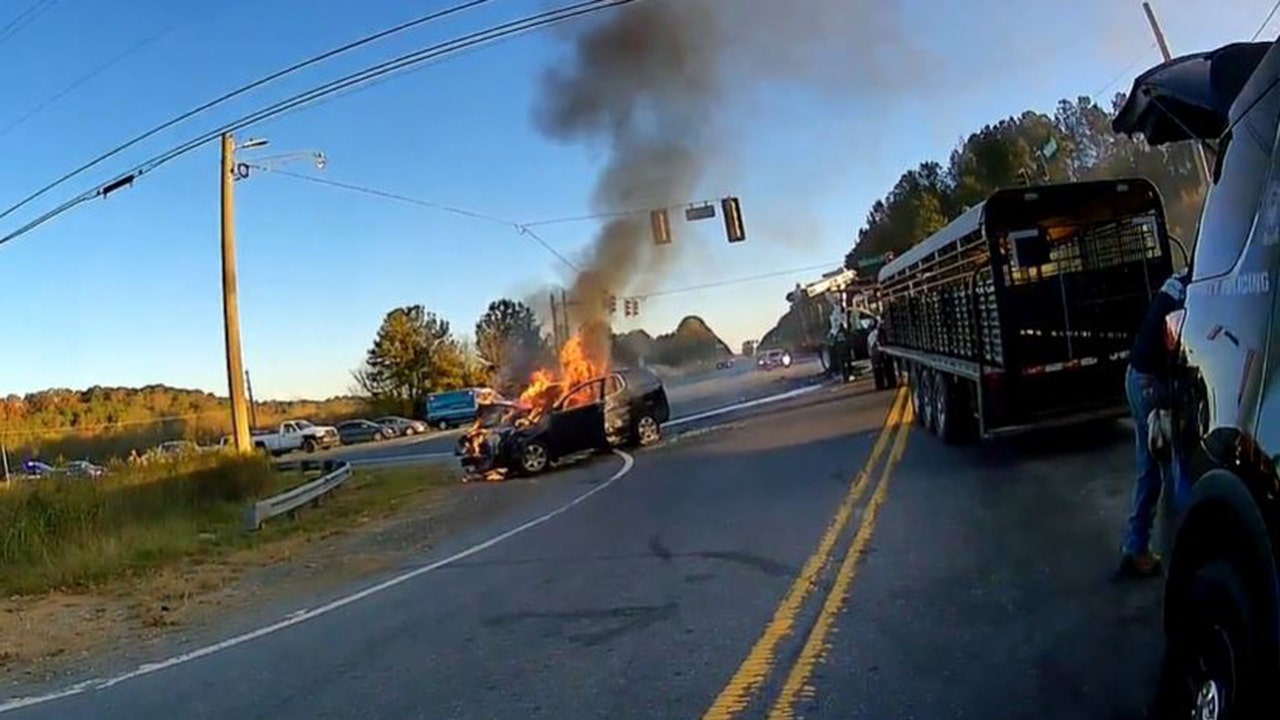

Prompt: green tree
xmin=354 ymin=305 xmax=465 ymax=414
xmin=474 ymin=299 xmax=548 ymax=391
xmin=843 ymin=93 xmax=1205 ymax=271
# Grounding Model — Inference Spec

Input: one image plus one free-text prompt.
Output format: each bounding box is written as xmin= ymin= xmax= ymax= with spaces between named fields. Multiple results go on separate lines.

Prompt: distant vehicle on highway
xmin=375 ymin=415 xmax=428 ymax=437
xmin=64 ymin=460 xmax=106 ymax=479
xmin=458 ymin=368 xmax=669 ymax=477
xmin=1115 ymin=39 xmax=1280 ymax=718
xmin=877 ymin=178 xmax=1173 ymax=442
xmin=715 ymin=358 xmax=735 ymax=370
xmin=337 ymin=419 xmax=396 ymax=444
xmin=424 ymin=389 xmax=482 ymax=430
xmin=757 ymin=348 xmax=792 ymax=371
xmin=252 ymin=420 xmax=341 ymax=455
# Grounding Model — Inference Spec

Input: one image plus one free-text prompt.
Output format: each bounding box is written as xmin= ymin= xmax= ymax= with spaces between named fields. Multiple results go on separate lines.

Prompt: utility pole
xmin=221 ymin=133 xmax=252 ymax=453
xmin=1142 ymin=1 xmax=1212 ymax=187
xmin=560 ymin=288 xmax=571 ymax=340
xmin=549 ymin=292 xmax=563 ymax=349
xmin=245 ymin=370 xmax=259 ymax=430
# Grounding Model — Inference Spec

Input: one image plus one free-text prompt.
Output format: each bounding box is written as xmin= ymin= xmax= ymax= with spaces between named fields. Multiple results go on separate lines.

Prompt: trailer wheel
xmin=920 ymin=370 xmax=938 ymax=434
xmin=910 ymin=365 xmax=928 ymax=428
xmin=934 ymin=373 xmax=975 ymax=444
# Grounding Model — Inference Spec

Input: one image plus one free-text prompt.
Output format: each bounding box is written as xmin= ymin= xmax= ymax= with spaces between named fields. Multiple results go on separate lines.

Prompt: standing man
xmin=1119 ymin=270 xmax=1188 ymax=579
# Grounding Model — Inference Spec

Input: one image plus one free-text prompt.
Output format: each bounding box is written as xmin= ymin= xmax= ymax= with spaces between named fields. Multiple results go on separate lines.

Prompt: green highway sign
xmin=856 ymin=253 xmax=887 ymax=269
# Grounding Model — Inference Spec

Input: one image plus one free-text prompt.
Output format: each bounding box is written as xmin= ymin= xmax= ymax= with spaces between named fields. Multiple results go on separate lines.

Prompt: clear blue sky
xmin=0 ymin=0 xmax=1272 ymax=399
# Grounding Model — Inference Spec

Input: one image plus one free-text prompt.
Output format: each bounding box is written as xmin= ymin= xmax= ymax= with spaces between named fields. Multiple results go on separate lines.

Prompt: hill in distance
xmin=612 ymin=315 xmax=732 ymax=369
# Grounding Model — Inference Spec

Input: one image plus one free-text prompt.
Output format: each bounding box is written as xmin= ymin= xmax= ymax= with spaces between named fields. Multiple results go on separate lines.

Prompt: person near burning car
xmin=1118 ymin=270 xmax=1189 ymax=579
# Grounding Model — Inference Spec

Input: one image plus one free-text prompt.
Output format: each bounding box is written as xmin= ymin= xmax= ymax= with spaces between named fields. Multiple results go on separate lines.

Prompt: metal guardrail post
xmin=242 ymin=460 xmax=353 ymax=531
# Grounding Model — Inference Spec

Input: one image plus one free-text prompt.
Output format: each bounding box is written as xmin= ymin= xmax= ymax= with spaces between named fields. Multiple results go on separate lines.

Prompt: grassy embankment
xmin=0 ymin=452 xmax=455 ymax=596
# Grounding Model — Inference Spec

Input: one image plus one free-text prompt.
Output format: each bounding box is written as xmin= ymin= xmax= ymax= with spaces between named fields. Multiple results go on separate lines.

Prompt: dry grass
xmin=0 ymin=452 xmax=454 ymax=596
xmin=0 ymin=463 xmax=460 ymax=678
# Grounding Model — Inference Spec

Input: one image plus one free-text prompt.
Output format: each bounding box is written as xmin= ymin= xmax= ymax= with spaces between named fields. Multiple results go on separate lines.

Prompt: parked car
xmin=156 ymin=440 xmax=200 ymax=457
xmin=337 ymin=419 xmax=396 ymax=444
xmin=375 ymin=415 xmax=429 ymax=437
xmin=21 ymin=460 xmax=57 ymax=478
xmin=1114 ymin=39 xmax=1280 ymax=718
xmin=757 ymin=348 xmax=792 ymax=371
xmin=424 ymin=389 xmax=483 ymax=430
xmin=458 ymin=368 xmax=669 ymax=477
xmin=251 ymin=420 xmax=341 ymax=456
xmin=64 ymin=460 xmax=106 ymax=479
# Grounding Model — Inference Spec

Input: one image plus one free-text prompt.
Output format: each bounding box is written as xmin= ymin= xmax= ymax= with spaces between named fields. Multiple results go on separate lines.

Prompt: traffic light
xmin=650 ymin=209 xmax=672 ymax=245
xmin=722 ymin=196 xmax=745 ymax=243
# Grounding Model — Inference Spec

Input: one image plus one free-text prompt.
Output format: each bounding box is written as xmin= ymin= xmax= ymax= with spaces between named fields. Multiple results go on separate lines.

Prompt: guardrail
xmin=243 ymin=459 xmax=352 ymax=531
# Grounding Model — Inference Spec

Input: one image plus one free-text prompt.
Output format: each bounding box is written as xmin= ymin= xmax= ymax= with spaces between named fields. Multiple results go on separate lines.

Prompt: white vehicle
xmin=756 ymin=348 xmax=793 ymax=371
xmin=252 ymin=420 xmax=341 ymax=456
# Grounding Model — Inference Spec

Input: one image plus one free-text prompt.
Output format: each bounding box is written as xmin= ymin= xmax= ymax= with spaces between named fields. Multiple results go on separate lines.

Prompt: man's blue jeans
xmin=1124 ymin=365 xmax=1190 ymax=556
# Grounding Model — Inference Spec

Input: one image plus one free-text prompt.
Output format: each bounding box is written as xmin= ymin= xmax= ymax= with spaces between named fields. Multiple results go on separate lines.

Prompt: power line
xmin=0 ymin=0 xmax=58 ymax=49
xmin=0 ymin=0 xmax=638 ymax=249
xmin=252 ymin=166 xmax=583 ymax=272
xmin=522 ymin=199 xmax=723 ymax=227
xmin=0 ymin=0 xmax=494 ymax=226
xmin=255 ymin=166 xmax=514 ymax=226
xmin=1252 ymin=0 xmax=1280 ymax=41
xmin=1090 ymin=42 xmax=1157 ymax=101
xmin=0 ymin=24 xmax=175 ymax=140
xmin=637 ymin=264 xmax=838 ymax=300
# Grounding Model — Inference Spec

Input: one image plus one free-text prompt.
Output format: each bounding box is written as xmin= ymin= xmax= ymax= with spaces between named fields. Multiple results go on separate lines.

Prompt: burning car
xmin=457 ymin=367 xmax=670 ymax=478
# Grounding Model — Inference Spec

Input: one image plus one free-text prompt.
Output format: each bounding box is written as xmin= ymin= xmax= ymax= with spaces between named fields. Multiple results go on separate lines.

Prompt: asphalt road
xmin=1 ymin=379 xmax=1166 ymax=719
xmin=306 ymin=357 xmax=831 ymax=466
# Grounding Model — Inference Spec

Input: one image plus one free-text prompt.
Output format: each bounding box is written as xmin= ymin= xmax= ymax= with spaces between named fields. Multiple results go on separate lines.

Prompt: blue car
xmin=424 ymin=388 xmax=483 ymax=430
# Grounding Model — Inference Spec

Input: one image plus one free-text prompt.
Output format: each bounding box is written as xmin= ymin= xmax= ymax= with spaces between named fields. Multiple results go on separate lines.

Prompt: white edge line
xmin=0 ymin=450 xmax=636 ymax=714
xmin=665 ymin=384 xmax=823 ymax=428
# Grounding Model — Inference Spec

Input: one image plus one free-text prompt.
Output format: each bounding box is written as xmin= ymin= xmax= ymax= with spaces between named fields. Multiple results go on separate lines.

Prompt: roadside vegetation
xmin=0 ymin=385 xmax=370 ymax=462
xmin=0 ymin=452 xmax=455 ymax=596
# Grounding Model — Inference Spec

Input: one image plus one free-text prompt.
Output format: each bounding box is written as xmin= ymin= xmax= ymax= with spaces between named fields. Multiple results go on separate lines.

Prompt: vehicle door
xmin=548 ymin=380 xmax=607 ymax=456
xmin=280 ymin=422 xmax=301 ymax=449
xmin=603 ymin=373 xmax=631 ymax=442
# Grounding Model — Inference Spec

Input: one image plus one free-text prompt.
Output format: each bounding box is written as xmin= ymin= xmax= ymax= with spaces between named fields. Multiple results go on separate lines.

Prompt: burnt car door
xmin=603 ymin=373 xmax=631 ymax=442
xmin=547 ymin=379 xmax=608 ymax=457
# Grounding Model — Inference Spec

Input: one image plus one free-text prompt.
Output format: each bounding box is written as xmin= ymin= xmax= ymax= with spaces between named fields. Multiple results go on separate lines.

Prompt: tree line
xmin=844 ymin=94 xmax=1203 ymax=270
xmin=355 ymin=299 xmax=734 ymax=415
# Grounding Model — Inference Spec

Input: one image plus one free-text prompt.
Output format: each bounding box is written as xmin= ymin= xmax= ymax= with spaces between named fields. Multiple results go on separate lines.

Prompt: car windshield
xmin=294 ymin=420 xmax=314 ymax=429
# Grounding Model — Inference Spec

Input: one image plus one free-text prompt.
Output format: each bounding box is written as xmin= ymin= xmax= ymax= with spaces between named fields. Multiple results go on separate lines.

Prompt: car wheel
xmin=519 ymin=441 xmax=549 ymax=476
xmin=635 ymin=415 xmax=661 ymax=447
xmin=302 ymin=438 xmax=317 ymax=454
xmin=437 ymin=421 xmax=449 ymax=431
xmin=909 ymin=365 xmax=926 ymax=427
xmin=1156 ymin=560 xmax=1261 ymax=720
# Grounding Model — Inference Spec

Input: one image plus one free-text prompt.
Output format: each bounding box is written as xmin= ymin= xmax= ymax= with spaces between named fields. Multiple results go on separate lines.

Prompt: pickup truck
xmin=252 ymin=420 xmax=341 ymax=455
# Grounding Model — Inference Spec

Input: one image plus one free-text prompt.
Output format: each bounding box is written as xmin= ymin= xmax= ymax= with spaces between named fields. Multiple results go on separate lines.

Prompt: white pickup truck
xmin=252 ymin=420 xmax=341 ymax=455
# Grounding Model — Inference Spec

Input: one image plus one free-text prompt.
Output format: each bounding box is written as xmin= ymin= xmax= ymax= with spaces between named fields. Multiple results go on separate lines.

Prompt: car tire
xmin=518 ymin=440 xmax=549 ymax=476
xmin=1155 ymin=560 xmax=1264 ymax=719
xmin=635 ymin=414 xmax=662 ymax=447
xmin=302 ymin=438 xmax=317 ymax=454
xmin=437 ymin=421 xmax=449 ymax=431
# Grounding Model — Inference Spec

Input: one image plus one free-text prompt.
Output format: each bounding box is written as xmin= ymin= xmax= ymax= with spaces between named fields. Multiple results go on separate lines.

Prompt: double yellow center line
xmin=702 ymin=387 xmax=915 ymax=720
